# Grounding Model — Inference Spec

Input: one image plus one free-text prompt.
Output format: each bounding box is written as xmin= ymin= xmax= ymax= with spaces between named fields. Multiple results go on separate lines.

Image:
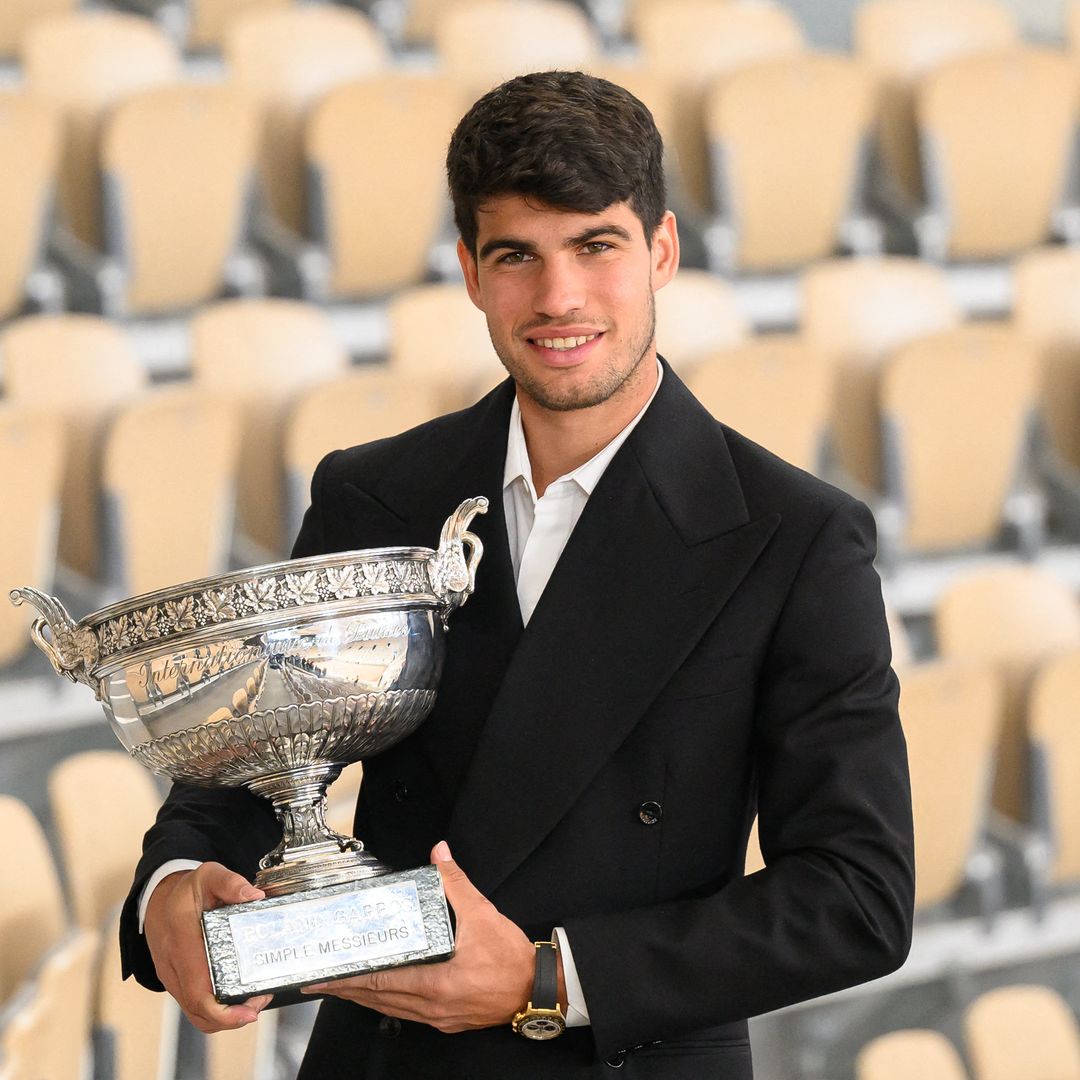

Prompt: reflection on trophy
xmin=11 ymin=497 xmax=488 ymax=1003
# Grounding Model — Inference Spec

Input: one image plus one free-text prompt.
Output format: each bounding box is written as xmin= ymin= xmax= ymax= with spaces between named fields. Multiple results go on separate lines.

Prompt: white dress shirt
xmin=141 ymin=361 xmax=664 ymax=1030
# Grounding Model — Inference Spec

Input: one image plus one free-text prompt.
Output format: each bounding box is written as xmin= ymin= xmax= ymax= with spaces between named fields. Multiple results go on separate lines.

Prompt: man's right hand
xmin=143 ymin=862 xmax=272 ymax=1033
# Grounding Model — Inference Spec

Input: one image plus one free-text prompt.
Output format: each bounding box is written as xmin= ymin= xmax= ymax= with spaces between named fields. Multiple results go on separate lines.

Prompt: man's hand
xmin=144 ymin=862 xmax=272 ymax=1034
xmin=301 ymin=841 xmax=535 ymax=1033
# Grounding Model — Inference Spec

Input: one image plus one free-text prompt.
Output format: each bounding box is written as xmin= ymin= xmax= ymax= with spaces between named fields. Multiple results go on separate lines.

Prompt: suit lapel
xmin=448 ymin=369 xmax=780 ymax=896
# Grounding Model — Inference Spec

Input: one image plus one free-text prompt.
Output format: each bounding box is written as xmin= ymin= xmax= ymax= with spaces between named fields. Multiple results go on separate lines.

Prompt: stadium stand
xmin=652 ymin=268 xmax=749 ymax=375
xmin=187 ymin=0 xmax=291 ymax=52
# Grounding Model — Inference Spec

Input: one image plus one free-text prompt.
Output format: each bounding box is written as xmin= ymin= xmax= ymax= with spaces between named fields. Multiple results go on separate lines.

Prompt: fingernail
xmin=240 ymin=886 xmax=262 ymax=900
xmin=433 ymin=840 xmax=452 ymax=862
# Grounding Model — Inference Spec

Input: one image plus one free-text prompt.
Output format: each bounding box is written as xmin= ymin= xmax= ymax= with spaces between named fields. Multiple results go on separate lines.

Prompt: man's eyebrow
xmin=566 ymin=223 xmax=633 ymax=246
xmin=479 ymin=237 xmax=538 ymax=260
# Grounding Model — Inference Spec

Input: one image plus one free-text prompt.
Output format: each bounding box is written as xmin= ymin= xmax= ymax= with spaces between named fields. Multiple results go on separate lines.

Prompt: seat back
xmin=898 ymin=660 xmax=1002 ymax=910
xmin=0 ymin=796 xmax=67 ymax=1007
xmin=686 ymin=337 xmax=833 ymax=474
xmin=801 ymin=256 xmax=960 ymax=491
xmin=965 ymin=985 xmax=1080 ymax=1080
xmin=654 ymin=269 xmax=749 ymax=375
xmin=880 ymin=326 xmax=1038 ymax=552
xmin=1028 ymin=649 xmax=1080 ymax=889
xmin=192 ymin=299 xmax=348 ymax=557
xmin=306 ymin=75 xmax=462 ymax=298
xmin=2 ymin=314 xmax=146 ymax=581
xmin=102 ymin=82 xmax=260 ymax=315
xmin=936 ymin=565 xmax=1080 ymax=821
xmin=854 ymin=0 xmax=1017 ymax=203
xmin=0 ymin=93 xmax=61 ymax=319
xmin=706 ymin=54 xmax=875 ymax=270
xmin=636 ymin=0 xmax=805 ymax=210
xmin=1013 ymin=246 xmax=1080 ymax=471
xmin=22 ymin=11 xmax=180 ymax=247
xmin=857 ymin=1028 xmax=970 ymax=1080
xmin=918 ymin=48 xmax=1077 ymax=259
xmin=0 ymin=408 xmax=64 ymax=668
xmin=0 ymin=0 xmax=75 ymax=58
xmin=225 ymin=5 xmax=385 ymax=233
xmin=189 ymin=0 xmax=291 ymax=52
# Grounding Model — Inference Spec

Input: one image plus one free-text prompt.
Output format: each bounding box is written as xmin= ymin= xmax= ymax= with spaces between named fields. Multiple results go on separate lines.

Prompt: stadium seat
xmin=800 ymin=257 xmax=961 ymax=493
xmin=21 ymin=11 xmax=180 ymax=249
xmin=191 ymin=299 xmax=348 ymax=559
xmin=100 ymin=388 xmax=240 ymax=597
xmin=936 ymin=565 xmax=1080 ymax=823
xmin=653 ymin=269 xmax=749 ymax=375
xmin=304 ymin=75 xmax=464 ymax=300
xmin=0 ymin=92 xmax=63 ymax=320
xmin=878 ymin=326 xmax=1040 ymax=563
xmin=100 ymin=83 xmax=262 ymax=316
xmin=964 ymin=985 xmax=1080 ymax=1080
xmin=854 ymin=0 xmax=1017 ymax=207
xmin=2 ymin=314 xmax=145 ymax=584
xmin=916 ymin=48 xmax=1078 ymax=261
xmin=857 ymin=1028 xmax=970 ymax=1080
xmin=0 ymin=0 xmax=76 ymax=59
xmin=224 ymin=4 xmax=386 ymax=235
xmin=635 ymin=0 xmax=805 ymax=212
xmin=703 ymin=54 xmax=877 ymax=273
xmin=324 ymin=761 xmax=365 ymax=839
xmin=188 ymin=0 xmax=291 ymax=52
xmin=0 ymin=409 xmax=64 ymax=669
xmin=685 ymin=337 xmax=833 ymax=474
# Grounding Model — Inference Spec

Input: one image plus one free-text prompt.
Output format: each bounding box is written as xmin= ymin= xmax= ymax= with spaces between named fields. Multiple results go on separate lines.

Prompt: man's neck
xmin=517 ymin=355 xmax=659 ymax=497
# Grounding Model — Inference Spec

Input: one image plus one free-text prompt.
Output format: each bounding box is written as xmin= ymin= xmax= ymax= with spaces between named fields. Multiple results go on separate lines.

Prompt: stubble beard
xmin=490 ymin=291 xmax=656 ymax=413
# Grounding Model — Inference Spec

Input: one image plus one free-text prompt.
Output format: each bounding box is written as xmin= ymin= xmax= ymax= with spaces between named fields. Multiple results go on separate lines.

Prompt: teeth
xmin=537 ymin=334 xmax=596 ymax=350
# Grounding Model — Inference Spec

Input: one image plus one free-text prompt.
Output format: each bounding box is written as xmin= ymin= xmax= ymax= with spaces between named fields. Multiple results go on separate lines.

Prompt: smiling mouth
xmin=527 ymin=333 xmax=601 ymax=351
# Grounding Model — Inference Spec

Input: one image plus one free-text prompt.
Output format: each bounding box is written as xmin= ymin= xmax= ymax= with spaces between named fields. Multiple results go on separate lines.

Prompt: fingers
xmin=430 ymin=840 xmax=488 ymax=917
xmin=191 ymin=861 xmax=265 ymax=911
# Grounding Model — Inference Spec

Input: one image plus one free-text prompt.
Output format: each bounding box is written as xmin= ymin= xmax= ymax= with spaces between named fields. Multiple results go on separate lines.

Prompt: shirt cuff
xmin=553 ymin=926 xmax=590 ymax=1027
xmin=137 ymin=859 xmax=203 ymax=932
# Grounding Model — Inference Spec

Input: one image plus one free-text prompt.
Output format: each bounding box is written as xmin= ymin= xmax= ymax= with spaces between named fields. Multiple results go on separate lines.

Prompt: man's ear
xmin=458 ymin=238 xmax=484 ymax=310
xmin=650 ymin=211 xmax=680 ymax=293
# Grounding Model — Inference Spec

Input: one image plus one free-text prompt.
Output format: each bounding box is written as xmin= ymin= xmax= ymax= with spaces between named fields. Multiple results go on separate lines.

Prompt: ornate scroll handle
xmin=9 ymin=587 xmax=99 ymax=694
xmin=430 ymin=497 xmax=488 ymax=626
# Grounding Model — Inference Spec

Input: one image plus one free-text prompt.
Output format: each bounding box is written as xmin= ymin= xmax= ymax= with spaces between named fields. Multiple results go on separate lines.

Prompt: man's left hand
xmin=301 ymin=841 xmax=535 ymax=1033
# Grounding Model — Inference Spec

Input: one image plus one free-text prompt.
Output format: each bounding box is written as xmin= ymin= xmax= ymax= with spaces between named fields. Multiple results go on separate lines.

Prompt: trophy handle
xmin=430 ymin=496 xmax=488 ymax=625
xmin=9 ymin=587 xmax=99 ymax=694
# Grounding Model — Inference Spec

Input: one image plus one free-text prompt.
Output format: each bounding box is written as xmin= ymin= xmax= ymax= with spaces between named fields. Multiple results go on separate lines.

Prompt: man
xmin=121 ymin=71 xmax=915 ymax=1078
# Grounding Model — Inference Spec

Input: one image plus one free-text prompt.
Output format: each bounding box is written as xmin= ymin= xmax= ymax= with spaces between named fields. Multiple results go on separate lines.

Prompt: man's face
xmin=458 ymin=196 xmax=679 ymax=413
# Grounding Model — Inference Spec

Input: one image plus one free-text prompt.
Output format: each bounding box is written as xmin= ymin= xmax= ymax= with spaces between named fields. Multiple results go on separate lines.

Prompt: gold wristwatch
xmin=512 ymin=940 xmax=567 ymax=1039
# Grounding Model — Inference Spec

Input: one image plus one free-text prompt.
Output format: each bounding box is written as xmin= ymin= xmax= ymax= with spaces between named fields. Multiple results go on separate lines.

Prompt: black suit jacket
xmin=120 ymin=364 xmax=914 ymax=1079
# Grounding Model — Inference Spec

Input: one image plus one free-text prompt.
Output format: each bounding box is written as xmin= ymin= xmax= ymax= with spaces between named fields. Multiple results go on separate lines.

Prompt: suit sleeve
xmin=563 ymin=498 xmax=915 ymax=1057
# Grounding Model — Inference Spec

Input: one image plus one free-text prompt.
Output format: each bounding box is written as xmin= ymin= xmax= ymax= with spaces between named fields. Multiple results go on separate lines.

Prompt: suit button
xmin=393 ymin=780 xmax=409 ymax=802
xmin=637 ymin=801 xmax=662 ymax=825
xmin=378 ymin=1015 xmax=402 ymax=1038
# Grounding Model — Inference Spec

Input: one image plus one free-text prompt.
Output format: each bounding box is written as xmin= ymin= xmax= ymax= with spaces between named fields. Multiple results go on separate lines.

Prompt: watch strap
xmin=532 ymin=940 xmax=559 ymax=1011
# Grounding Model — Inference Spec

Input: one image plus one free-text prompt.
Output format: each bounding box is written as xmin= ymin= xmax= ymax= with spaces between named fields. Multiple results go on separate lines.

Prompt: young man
xmin=122 ymin=72 xmax=914 ymax=1078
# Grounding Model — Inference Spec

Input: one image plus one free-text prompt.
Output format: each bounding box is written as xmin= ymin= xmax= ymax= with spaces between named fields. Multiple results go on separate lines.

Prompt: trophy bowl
xmin=11 ymin=497 xmax=487 ymax=1001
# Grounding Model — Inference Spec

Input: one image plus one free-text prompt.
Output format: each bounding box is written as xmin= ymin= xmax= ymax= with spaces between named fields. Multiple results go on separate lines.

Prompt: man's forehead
xmin=474 ymin=194 xmax=644 ymax=241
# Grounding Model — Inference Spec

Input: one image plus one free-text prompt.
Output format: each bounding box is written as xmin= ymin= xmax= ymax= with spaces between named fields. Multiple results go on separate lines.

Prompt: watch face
xmin=520 ymin=1015 xmax=566 ymax=1040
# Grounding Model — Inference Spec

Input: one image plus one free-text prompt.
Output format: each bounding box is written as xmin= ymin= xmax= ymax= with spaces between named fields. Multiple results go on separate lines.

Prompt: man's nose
xmin=532 ymin=256 xmax=586 ymax=317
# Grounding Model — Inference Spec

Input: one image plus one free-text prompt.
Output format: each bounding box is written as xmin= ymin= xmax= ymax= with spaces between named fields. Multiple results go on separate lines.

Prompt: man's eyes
xmin=496 ymin=251 xmax=534 ymax=265
xmin=582 ymin=241 xmax=613 ymax=254
xmin=495 ymin=242 xmax=613 ymax=264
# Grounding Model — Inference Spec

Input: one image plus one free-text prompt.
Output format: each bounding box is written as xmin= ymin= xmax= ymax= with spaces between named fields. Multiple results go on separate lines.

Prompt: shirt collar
xmin=503 ymin=359 xmax=664 ymax=498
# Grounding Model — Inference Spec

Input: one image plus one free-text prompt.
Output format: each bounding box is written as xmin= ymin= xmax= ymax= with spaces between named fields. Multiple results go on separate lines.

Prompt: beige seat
xmin=388 ymin=283 xmax=504 ymax=410
xmin=936 ymin=565 xmax=1080 ymax=822
xmin=22 ymin=11 xmax=180 ymax=248
xmin=916 ymin=49 xmax=1077 ymax=260
xmin=325 ymin=762 xmax=365 ymax=838
xmin=899 ymin=660 xmax=1002 ymax=913
xmin=206 ymin=1019 xmax=278 ymax=1080
xmin=0 ymin=408 xmax=64 ymax=668
xmin=2 ymin=315 xmax=146 ymax=584
xmin=857 ymin=1028 xmax=970 ymax=1080
xmin=635 ymin=0 xmax=805 ymax=211
xmin=1028 ymin=649 xmax=1080 ymax=892
xmin=886 ymin=602 xmax=913 ymax=668
xmin=0 ymin=796 xmax=67 ymax=1008
xmin=800 ymin=257 xmax=961 ymax=493
xmin=188 ymin=0 xmax=291 ymax=52
xmin=224 ymin=5 xmax=386 ymax=234
xmin=744 ymin=817 xmax=765 ymax=876
xmin=965 ymin=985 xmax=1080 ymax=1080
xmin=705 ymin=54 xmax=876 ymax=272
xmin=101 ymin=82 xmax=261 ymax=316
xmin=654 ymin=270 xmax=749 ymax=375
xmin=435 ymin=0 xmax=600 ymax=97
xmin=854 ymin=0 xmax=1017 ymax=206
xmin=192 ymin=299 xmax=349 ymax=558
xmin=102 ymin=388 xmax=240 ymax=597
xmin=687 ymin=337 xmax=832 ymax=474
xmin=306 ymin=75 xmax=463 ymax=299
xmin=879 ymin=326 xmax=1040 ymax=557
xmin=0 ymin=93 xmax=62 ymax=320
xmin=0 ymin=0 xmax=75 ymax=58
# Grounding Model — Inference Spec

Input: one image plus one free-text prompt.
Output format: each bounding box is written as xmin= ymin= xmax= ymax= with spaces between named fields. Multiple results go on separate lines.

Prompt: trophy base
xmin=202 ymin=864 xmax=454 ymax=1003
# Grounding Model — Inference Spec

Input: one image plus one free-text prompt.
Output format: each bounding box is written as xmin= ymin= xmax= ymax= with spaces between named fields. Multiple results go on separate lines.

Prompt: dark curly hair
xmin=446 ymin=70 xmax=666 ymax=254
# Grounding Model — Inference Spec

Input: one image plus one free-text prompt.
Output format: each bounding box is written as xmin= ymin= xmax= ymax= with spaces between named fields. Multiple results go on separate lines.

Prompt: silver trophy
xmin=11 ymin=497 xmax=487 ymax=1003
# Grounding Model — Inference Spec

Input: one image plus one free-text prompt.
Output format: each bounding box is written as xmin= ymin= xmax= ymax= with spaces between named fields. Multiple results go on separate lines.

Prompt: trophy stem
xmin=248 ymin=764 xmax=391 ymax=896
